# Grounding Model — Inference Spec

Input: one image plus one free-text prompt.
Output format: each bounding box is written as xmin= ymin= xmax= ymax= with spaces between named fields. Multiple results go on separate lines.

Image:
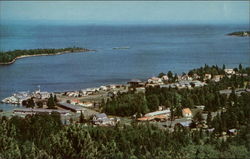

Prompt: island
xmin=0 ymin=47 xmax=93 ymax=65
xmin=227 ymin=31 xmax=250 ymax=37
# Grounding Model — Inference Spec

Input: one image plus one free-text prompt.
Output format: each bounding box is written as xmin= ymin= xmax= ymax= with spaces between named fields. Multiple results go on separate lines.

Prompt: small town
xmin=1 ymin=65 xmax=249 ymax=136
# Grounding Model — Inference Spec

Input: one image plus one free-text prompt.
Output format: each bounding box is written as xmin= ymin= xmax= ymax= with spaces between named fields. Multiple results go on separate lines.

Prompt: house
xmin=181 ymin=75 xmax=193 ymax=81
xmin=100 ymin=86 xmax=108 ymax=91
xmin=109 ymin=85 xmax=117 ymax=90
xmin=224 ymin=69 xmax=235 ymax=75
xmin=148 ymin=77 xmax=163 ymax=84
xmin=107 ymin=91 xmax=116 ymax=98
xmin=182 ymin=108 xmax=192 ymax=118
xmin=93 ymin=113 xmax=114 ymax=126
xmin=161 ymin=75 xmax=169 ymax=81
xmin=191 ymin=80 xmax=206 ymax=87
xmin=158 ymin=106 xmax=166 ymax=111
xmin=146 ymin=83 xmax=159 ymax=87
xmin=207 ymin=128 xmax=215 ymax=133
xmin=192 ymin=74 xmax=200 ymax=80
xmin=145 ymin=109 xmax=171 ymax=117
xmin=34 ymin=91 xmax=50 ymax=99
xmin=227 ymin=129 xmax=237 ymax=135
xmin=159 ymin=84 xmax=171 ymax=89
xmin=135 ymin=87 xmax=145 ymax=92
xmin=137 ymin=116 xmax=154 ymax=121
xmin=176 ymin=121 xmax=192 ymax=127
xmin=137 ymin=115 xmax=167 ymax=122
xmin=212 ymin=75 xmax=224 ymax=82
xmin=80 ymin=101 xmax=94 ymax=107
xmin=194 ymin=105 xmax=205 ymax=110
xmin=71 ymin=99 xmax=80 ymax=105
xmin=128 ymin=79 xmax=144 ymax=88
xmin=204 ymin=74 xmax=212 ymax=80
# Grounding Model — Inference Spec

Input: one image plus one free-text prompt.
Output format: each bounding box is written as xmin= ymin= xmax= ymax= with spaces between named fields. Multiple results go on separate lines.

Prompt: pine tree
xmin=54 ymin=94 xmax=58 ymax=103
xmin=79 ymin=111 xmax=85 ymax=123
xmin=207 ymin=112 xmax=212 ymax=128
xmin=47 ymin=94 xmax=55 ymax=109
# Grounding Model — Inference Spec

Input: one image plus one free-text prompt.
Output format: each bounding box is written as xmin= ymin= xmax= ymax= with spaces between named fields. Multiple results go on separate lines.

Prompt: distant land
xmin=227 ymin=31 xmax=250 ymax=37
xmin=0 ymin=47 xmax=93 ymax=65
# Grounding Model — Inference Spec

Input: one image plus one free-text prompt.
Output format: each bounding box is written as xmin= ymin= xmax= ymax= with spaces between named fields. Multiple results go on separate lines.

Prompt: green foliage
xmin=0 ymin=47 xmax=88 ymax=63
xmin=1 ymin=114 xmax=250 ymax=158
xmin=47 ymin=94 xmax=56 ymax=109
xmin=103 ymin=92 xmax=149 ymax=116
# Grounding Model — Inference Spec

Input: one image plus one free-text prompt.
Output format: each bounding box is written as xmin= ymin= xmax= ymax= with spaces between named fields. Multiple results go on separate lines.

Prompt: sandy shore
xmin=0 ymin=49 xmax=94 ymax=65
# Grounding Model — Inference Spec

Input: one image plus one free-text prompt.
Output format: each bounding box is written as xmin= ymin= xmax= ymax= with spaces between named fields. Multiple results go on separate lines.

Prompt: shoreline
xmin=0 ymin=49 xmax=95 ymax=65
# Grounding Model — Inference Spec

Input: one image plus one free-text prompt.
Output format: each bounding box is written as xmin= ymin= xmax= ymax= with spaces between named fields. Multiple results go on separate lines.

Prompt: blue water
xmin=0 ymin=24 xmax=249 ymax=111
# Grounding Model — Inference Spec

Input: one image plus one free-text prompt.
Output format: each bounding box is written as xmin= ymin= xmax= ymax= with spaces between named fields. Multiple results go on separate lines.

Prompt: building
xmin=194 ymin=105 xmax=205 ymax=110
xmin=212 ymin=75 xmax=224 ymax=82
xmin=176 ymin=121 xmax=192 ymax=127
xmin=57 ymin=102 xmax=85 ymax=113
xmin=100 ymin=86 xmax=108 ymax=91
xmin=191 ymin=80 xmax=206 ymax=87
xmin=14 ymin=108 xmax=70 ymax=116
xmin=227 ymin=129 xmax=237 ymax=135
xmin=148 ymin=77 xmax=163 ymax=84
xmin=161 ymin=75 xmax=169 ymax=81
xmin=128 ymin=79 xmax=144 ymax=88
xmin=80 ymin=101 xmax=94 ymax=107
xmin=109 ymin=85 xmax=117 ymax=90
xmin=92 ymin=113 xmax=114 ymax=126
xmin=71 ymin=99 xmax=80 ymax=105
xmin=224 ymin=69 xmax=235 ymax=75
xmin=181 ymin=75 xmax=193 ymax=81
xmin=182 ymin=108 xmax=192 ymax=118
xmin=192 ymin=74 xmax=200 ymax=80
xmin=204 ymin=74 xmax=212 ymax=80
xmin=145 ymin=109 xmax=171 ymax=117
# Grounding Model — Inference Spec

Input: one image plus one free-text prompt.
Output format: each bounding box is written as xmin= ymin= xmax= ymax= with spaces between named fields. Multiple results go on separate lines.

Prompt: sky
xmin=0 ymin=1 xmax=249 ymax=25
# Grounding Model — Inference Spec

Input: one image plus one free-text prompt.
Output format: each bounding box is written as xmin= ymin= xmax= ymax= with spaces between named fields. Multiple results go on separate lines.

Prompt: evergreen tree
xmin=79 ymin=111 xmax=85 ymax=123
xmin=54 ymin=94 xmax=58 ymax=103
xmin=207 ymin=111 xmax=212 ymax=128
xmin=167 ymin=71 xmax=173 ymax=79
xmin=47 ymin=94 xmax=56 ymax=109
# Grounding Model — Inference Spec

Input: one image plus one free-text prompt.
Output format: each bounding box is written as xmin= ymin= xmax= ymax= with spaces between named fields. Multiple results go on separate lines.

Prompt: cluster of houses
xmin=127 ymin=68 xmax=246 ymax=91
xmin=92 ymin=113 xmax=120 ymax=126
xmin=64 ymin=84 xmax=127 ymax=98
xmin=2 ymin=88 xmax=50 ymax=105
xmin=70 ymin=99 xmax=94 ymax=107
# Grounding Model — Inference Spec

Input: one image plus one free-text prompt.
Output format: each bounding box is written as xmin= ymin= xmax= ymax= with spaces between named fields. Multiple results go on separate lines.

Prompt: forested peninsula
xmin=0 ymin=47 xmax=92 ymax=65
xmin=227 ymin=31 xmax=250 ymax=37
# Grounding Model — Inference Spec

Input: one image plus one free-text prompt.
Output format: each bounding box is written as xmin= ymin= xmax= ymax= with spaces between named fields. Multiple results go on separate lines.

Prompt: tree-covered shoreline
xmin=0 ymin=47 xmax=91 ymax=65
xmin=227 ymin=31 xmax=250 ymax=37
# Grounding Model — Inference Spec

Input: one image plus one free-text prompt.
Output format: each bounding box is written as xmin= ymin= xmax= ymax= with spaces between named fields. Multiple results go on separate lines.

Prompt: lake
xmin=0 ymin=24 xmax=249 ymax=110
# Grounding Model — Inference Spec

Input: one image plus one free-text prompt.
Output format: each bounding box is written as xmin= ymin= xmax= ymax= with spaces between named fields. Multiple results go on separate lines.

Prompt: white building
xmin=224 ymin=69 xmax=235 ymax=75
xmin=148 ymin=77 xmax=163 ymax=84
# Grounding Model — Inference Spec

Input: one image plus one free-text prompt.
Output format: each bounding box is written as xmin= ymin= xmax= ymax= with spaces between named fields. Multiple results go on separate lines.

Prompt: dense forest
xmin=1 ymin=113 xmax=250 ymax=159
xmin=0 ymin=47 xmax=90 ymax=64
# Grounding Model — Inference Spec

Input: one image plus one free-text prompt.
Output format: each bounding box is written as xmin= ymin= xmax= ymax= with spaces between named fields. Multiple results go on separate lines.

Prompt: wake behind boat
xmin=113 ymin=46 xmax=130 ymax=50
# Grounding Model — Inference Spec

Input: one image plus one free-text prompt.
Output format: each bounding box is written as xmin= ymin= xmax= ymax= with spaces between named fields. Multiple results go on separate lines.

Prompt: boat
xmin=113 ymin=46 xmax=130 ymax=50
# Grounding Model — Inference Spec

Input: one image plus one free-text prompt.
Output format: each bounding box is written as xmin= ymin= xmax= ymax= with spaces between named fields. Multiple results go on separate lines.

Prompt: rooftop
xmin=182 ymin=108 xmax=192 ymax=114
xmin=57 ymin=102 xmax=84 ymax=111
